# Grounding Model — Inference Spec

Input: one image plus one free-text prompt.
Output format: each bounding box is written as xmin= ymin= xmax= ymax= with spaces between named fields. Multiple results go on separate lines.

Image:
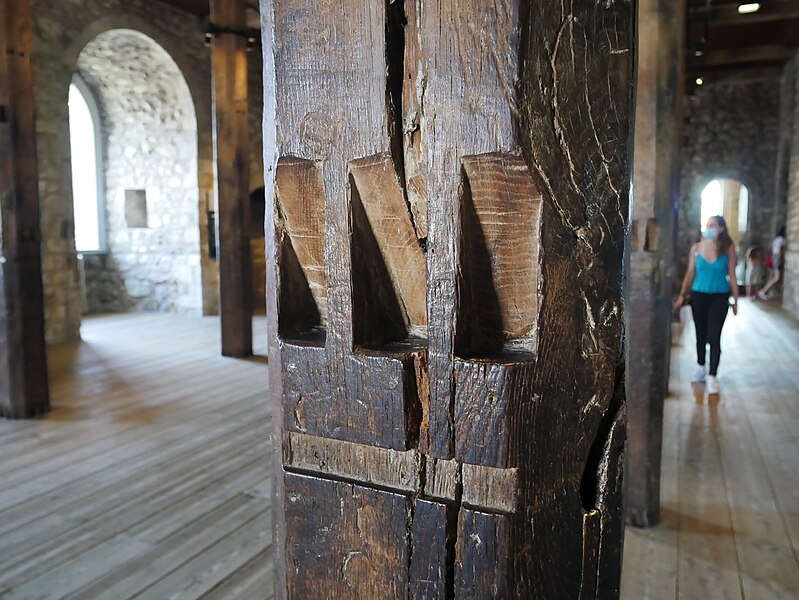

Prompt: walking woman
xmin=675 ymin=216 xmax=739 ymax=394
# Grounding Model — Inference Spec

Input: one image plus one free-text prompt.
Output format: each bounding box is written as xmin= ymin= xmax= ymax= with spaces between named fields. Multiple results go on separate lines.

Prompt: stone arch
xmin=71 ymin=28 xmax=204 ymax=315
xmin=33 ymin=4 xmax=217 ymax=343
xmin=64 ymin=15 xmax=206 ymax=127
xmin=688 ymin=170 xmax=758 ymax=240
xmin=678 ymin=167 xmax=764 ymax=277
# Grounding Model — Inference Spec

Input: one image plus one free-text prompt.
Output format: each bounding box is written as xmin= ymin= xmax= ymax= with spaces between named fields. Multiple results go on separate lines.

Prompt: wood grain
xmin=461 ymin=463 xmax=519 ymax=514
xmin=263 ymin=0 xmax=635 ymax=596
xmin=275 ymin=157 xmax=327 ymax=336
xmin=409 ymin=499 xmax=449 ymax=598
xmin=281 ymin=341 xmax=424 ymax=450
xmin=626 ymin=0 xmax=685 ymax=528
xmin=0 ymin=314 xmax=272 ymax=598
xmin=284 ymin=473 xmax=409 ymax=599
xmin=212 ymin=0 xmax=253 ymax=358
xmin=454 ymin=359 xmax=536 ymax=469
xmin=350 ymin=152 xmax=427 ymax=344
xmin=284 ymin=431 xmax=421 ymax=492
xmin=457 ymin=153 xmax=542 ymax=356
xmin=512 ymin=2 xmax=634 ymax=596
xmin=454 ymin=509 xmax=509 ymax=599
xmin=419 ymin=0 xmax=524 ymax=460
xmin=0 ymin=0 xmax=49 ymax=418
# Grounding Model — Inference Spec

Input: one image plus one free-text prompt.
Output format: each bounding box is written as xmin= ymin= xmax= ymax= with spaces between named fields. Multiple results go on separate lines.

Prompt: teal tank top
xmin=693 ymin=253 xmax=731 ymax=294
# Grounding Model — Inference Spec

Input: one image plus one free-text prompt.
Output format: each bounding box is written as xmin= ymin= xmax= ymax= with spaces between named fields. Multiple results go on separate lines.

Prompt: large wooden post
xmin=212 ymin=0 xmax=253 ymax=357
xmin=627 ymin=0 xmax=685 ymax=527
xmin=263 ymin=0 xmax=635 ymax=597
xmin=0 ymin=0 xmax=50 ymax=419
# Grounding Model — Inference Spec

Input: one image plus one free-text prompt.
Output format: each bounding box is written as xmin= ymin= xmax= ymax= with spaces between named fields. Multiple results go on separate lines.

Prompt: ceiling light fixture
xmin=738 ymin=3 xmax=761 ymax=14
xmin=696 ymin=77 xmax=704 ymax=86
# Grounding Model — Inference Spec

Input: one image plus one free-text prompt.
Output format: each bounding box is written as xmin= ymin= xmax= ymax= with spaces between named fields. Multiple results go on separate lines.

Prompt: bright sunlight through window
xmin=68 ymin=82 xmax=103 ymax=252
xmin=700 ymin=180 xmax=722 ymax=228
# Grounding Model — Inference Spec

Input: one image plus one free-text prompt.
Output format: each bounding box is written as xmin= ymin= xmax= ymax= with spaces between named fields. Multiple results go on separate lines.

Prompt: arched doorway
xmin=700 ymin=178 xmax=750 ymax=249
xmin=69 ymin=29 xmax=203 ymax=316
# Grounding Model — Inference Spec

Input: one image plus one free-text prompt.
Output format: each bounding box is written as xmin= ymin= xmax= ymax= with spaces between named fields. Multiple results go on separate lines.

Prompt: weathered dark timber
xmin=283 ymin=473 xmax=410 ymax=598
xmin=275 ymin=157 xmax=327 ymax=337
xmin=515 ymin=2 xmax=634 ymax=596
xmin=263 ymin=0 xmax=635 ymax=597
xmin=0 ymin=0 xmax=50 ymax=419
xmin=627 ymin=0 xmax=685 ymax=528
xmin=408 ymin=499 xmax=449 ymax=599
xmin=454 ymin=509 xmax=509 ymax=599
xmin=212 ymin=0 xmax=253 ymax=358
xmin=456 ymin=153 xmax=542 ymax=357
xmin=350 ymin=153 xmax=427 ymax=345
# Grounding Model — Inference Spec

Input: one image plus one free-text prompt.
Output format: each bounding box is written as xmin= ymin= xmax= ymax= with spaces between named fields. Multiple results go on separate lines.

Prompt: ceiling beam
xmin=688 ymin=1 xmax=799 ymax=26
xmin=688 ymin=44 xmax=797 ymax=68
xmin=687 ymin=65 xmax=785 ymax=84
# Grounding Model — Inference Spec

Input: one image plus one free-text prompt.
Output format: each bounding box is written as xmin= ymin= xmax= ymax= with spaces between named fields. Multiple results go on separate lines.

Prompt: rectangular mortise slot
xmin=455 ymin=152 xmax=542 ymax=359
xmin=275 ymin=157 xmax=327 ymax=343
xmin=349 ymin=152 xmax=427 ymax=350
xmin=644 ymin=218 xmax=659 ymax=252
xmin=630 ymin=219 xmax=640 ymax=252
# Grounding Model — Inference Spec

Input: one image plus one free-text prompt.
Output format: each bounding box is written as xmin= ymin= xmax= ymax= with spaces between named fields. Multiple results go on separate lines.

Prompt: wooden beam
xmin=263 ymin=0 xmax=635 ymax=596
xmin=688 ymin=1 xmax=799 ymax=25
xmin=211 ymin=0 xmax=253 ymax=357
xmin=688 ymin=44 xmax=797 ymax=68
xmin=0 ymin=0 xmax=50 ymax=418
xmin=687 ymin=65 xmax=785 ymax=83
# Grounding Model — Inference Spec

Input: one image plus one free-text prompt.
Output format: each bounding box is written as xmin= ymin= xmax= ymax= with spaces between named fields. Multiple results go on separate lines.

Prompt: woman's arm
xmin=728 ymin=245 xmax=740 ymax=315
xmin=676 ymin=245 xmax=697 ymax=308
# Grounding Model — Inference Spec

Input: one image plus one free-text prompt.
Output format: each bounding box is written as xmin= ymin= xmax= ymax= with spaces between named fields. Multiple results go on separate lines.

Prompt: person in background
xmin=675 ymin=215 xmax=739 ymax=395
xmin=758 ymin=226 xmax=787 ymax=300
xmin=745 ymin=246 xmax=767 ymax=298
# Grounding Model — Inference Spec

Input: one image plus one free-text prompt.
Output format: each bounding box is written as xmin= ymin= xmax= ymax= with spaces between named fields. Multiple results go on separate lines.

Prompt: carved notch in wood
xmin=350 ymin=152 xmax=427 ymax=349
xmin=456 ymin=153 xmax=542 ymax=359
xmin=275 ymin=157 xmax=327 ymax=341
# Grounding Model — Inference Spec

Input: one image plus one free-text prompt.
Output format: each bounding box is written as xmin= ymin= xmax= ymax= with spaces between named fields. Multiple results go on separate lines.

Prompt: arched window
xmin=700 ymin=178 xmax=749 ymax=247
xmin=68 ymin=78 xmax=105 ymax=252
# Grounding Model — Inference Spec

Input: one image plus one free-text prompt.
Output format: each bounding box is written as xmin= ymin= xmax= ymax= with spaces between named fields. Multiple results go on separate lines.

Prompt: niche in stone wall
xmin=124 ymin=189 xmax=148 ymax=228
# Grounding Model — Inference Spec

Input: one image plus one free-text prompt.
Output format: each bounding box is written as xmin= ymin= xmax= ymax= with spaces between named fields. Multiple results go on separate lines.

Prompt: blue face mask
xmin=702 ymin=229 xmax=719 ymax=240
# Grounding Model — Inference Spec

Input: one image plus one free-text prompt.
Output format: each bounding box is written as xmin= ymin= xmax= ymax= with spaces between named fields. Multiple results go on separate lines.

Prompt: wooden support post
xmin=263 ymin=0 xmax=635 ymax=596
xmin=0 ymin=0 xmax=50 ymax=419
xmin=627 ymin=0 xmax=685 ymax=528
xmin=212 ymin=0 xmax=253 ymax=357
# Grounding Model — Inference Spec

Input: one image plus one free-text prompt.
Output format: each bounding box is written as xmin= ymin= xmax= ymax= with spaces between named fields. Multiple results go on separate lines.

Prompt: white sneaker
xmin=691 ymin=365 xmax=706 ymax=383
xmin=706 ymin=375 xmax=719 ymax=394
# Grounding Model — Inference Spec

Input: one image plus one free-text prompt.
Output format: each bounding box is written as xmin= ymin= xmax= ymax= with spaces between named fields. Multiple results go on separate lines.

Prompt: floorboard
xmin=622 ymin=299 xmax=799 ymax=599
xmin=2 ymin=300 xmax=797 ymax=599
xmin=0 ymin=314 xmax=272 ymax=599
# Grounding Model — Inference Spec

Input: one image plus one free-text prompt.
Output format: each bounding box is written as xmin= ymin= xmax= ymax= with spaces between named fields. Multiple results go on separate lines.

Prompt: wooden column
xmin=263 ymin=0 xmax=635 ymax=597
xmin=0 ymin=0 xmax=50 ymax=419
xmin=627 ymin=0 xmax=685 ymax=527
xmin=212 ymin=0 xmax=253 ymax=357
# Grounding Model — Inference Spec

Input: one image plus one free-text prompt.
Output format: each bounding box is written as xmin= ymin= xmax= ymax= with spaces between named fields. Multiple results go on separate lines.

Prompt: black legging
xmin=690 ymin=292 xmax=729 ymax=376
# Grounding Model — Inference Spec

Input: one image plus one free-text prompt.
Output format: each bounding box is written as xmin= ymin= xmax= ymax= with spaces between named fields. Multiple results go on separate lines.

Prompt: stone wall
xmin=678 ymin=79 xmax=781 ymax=277
xmin=78 ymin=29 xmax=202 ymax=315
xmin=31 ymin=0 xmax=214 ymax=343
xmin=783 ymin=53 xmax=799 ymax=318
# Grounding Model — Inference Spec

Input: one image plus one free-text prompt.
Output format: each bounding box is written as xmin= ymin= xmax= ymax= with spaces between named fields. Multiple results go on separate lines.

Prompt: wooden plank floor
xmin=622 ymin=298 xmax=799 ymax=599
xmin=3 ymin=301 xmax=798 ymax=599
xmin=0 ymin=314 xmax=273 ymax=600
